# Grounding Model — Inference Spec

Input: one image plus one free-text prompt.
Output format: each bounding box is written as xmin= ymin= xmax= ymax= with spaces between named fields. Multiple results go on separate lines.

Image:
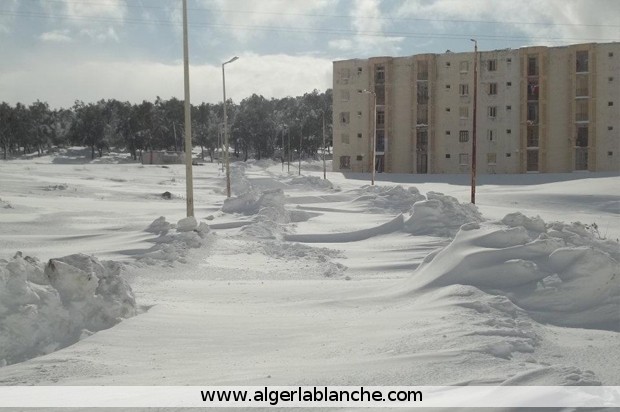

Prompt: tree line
xmin=0 ymin=89 xmax=333 ymax=162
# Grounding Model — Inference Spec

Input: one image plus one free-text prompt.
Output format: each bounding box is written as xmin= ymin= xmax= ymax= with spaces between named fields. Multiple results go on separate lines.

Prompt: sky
xmin=1 ymin=0 xmax=618 ymax=108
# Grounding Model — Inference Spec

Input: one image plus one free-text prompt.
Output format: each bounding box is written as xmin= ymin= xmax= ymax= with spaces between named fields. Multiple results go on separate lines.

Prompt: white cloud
xmin=40 ymin=30 xmax=72 ymax=43
xmin=203 ymin=0 xmax=332 ymax=42
xmin=395 ymin=0 xmax=620 ymax=46
xmin=331 ymin=0 xmax=404 ymax=56
xmin=64 ymin=0 xmax=127 ymax=23
xmin=0 ymin=54 xmax=333 ymax=108
xmin=0 ymin=0 xmax=19 ymax=35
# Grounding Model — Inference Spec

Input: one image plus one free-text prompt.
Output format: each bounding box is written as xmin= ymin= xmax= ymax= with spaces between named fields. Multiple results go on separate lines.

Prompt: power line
xmin=1 ymin=10 xmax=619 ymax=43
xmin=16 ymin=0 xmax=620 ymax=29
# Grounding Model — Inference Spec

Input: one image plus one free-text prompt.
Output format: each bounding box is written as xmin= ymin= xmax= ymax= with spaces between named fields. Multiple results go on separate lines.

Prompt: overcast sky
xmin=1 ymin=0 xmax=618 ymax=108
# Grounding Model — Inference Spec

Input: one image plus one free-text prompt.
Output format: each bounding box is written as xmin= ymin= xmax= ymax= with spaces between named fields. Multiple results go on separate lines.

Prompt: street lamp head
xmin=224 ymin=56 xmax=239 ymax=65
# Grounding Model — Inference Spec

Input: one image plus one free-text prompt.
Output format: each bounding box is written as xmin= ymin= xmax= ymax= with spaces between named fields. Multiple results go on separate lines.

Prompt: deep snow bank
xmin=404 ymin=192 xmax=483 ymax=237
xmin=140 ymin=216 xmax=211 ymax=264
xmin=353 ymin=185 xmax=426 ymax=213
xmin=0 ymin=253 xmax=136 ymax=366
xmin=407 ymin=213 xmax=620 ymax=331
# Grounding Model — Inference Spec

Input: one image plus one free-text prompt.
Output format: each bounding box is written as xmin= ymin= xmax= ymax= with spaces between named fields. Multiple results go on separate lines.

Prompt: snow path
xmin=0 ymin=154 xmax=618 ymax=394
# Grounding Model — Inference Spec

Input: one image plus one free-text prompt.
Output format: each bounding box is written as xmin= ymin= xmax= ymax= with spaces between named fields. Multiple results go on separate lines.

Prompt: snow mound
xmin=288 ymin=175 xmax=334 ymax=190
xmin=0 ymin=253 xmax=136 ymax=366
xmin=354 ymin=185 xmax=425 ymax=213
xmin=407 ymin=215 xmax=620 ymax=331
xmin=404 ymin=192 xmax=484 ymax=237
xmin=139 ymin=217 xmax=210 ymax=265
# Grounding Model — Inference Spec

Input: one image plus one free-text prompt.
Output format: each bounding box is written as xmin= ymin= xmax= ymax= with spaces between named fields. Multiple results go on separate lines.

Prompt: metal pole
xmin=470 ymin=39 xmax=478 ymax=204
xmin=371 ymin=93 xmax=376 ymax=186
xmin=281 ymin=126 xmax=284 ymax=172
xmin=182 ymin=0 xmax=194 ymax=217
xmin=322 ymin=111 xmax=326 ymax=180
xmin=222 ymin=56 xmax=238 ymax=198
xmin=361 ymin=89 xmax=377 ymax=186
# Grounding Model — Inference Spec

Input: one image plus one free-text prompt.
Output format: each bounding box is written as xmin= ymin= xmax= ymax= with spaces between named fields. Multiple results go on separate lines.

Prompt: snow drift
xmin=139 ymin=216 xmax=211 ymax=264
xmin=0 ymin=253 xmax=136 ymax=366
xmin=406 ymin=213 xmax=620 ymax=331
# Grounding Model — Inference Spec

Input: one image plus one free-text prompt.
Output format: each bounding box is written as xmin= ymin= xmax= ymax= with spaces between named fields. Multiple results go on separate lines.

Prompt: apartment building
xmin=332 ymin=42 xmax=620 ymax=174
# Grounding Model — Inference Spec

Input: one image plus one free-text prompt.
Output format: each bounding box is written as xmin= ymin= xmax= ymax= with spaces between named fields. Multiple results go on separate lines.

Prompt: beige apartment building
xmin=332 ymin=42 xmax=620 ymax=174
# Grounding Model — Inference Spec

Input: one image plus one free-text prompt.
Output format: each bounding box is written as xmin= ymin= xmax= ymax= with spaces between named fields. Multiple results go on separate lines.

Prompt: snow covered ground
xmin=0 ymin=148 xmax=619 ymax=410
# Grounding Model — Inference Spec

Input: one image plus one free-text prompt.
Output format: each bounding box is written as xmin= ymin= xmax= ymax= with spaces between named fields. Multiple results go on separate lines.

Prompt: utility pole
xmin=298 ymin=133 xmax=302 ymax=176
xmin=182 ymin=0 xmax=194 ymax=217
xmin=322 ymin=111 xmax=326 ymax=180
xmin=470 ymin=39 xmax=478 ymax=204
xmin=287 ymin=127 xmax=290 ymax=173
xmin=222 ymin=56 xmax=239 ymax=198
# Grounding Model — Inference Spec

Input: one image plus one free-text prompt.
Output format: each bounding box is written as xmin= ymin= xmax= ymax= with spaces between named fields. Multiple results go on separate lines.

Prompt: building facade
xmin=332 ymin=42 xmax=620 ymax=174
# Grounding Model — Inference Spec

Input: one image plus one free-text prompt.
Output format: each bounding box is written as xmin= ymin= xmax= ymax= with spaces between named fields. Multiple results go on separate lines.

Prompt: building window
xmin=446 ymin=84 xmax=451 ymax=89
xmin=417 ymin=81 xmax=429 ymax=104
xmin=459 ymin=153 xmax=469 ymax=165
xmin=339 ymin=68 xmax=350 ymax=84
xmin=608 ymin=151 xmax=614 ymax=156
xmin=459 ymin=130 xmax=469 ymax=142
xmin=610 ymin=77 xmax=614 ymax=82
xmin=487 ymin=153 xmax=497 ymax=164
xmin=357 ymin=111 xmax=362 ymax=118
xmin=609 ymin=126 xmax=614 ymax=131
xmin=357 ymin=67 xmax=363 ymax=75
xmin=357 ymin=132 xmax=363 ymax=138
xmin=506 ymin=129 xmax=512 ymax=134
xmin=506 ymin=81 xmax=512 ymax=86
xmin=507 ymin=57 xmax=512 ymax=63
xmin=609 ymin=101 xmax=614 ymax=106
xmin=527 ymin=126 xmax=539 ymax=147
xmin=376 ymin=130 xmax=385 ymax=152
xmin=575 ymin=100 xmax=588 ymax=122
xmin=576 ymin=51 xmax=589 ymax=73
xmin=339 ymin=156 xmax=351 ymax=169
xmin=528 ymin=79 xmax=539 ymax=100
xmin=527 ymin=150 xmax=539 ymax=172
xmin=340 ymin=112 xmax=350 ymax=124
xmin=506 ymin=153 xmax=512 ymax=157
xmin=487 ymin=59 xmax=497 ymax=71
xmin=445 ymin=107 xmax=451 ymax=112
xmin=488 ymin=106 xmax=497 ymax=118
xmin=341 ymin=133 xmax=350 ymax=144
xmin=459 ymin=106 xmax=469 ymax=119
xmin=417 ymin=61 xmax=429 ymax=80
xmin=506 ymin=105 xmax=512 ymax=111
xmin=460 ymin=61 xmax=469 ymax=73
xmin=488 ymin=83 xmax=498 ymax=95
xmin=446 ymin=61 xmax=451 ymax=67
xmin=459 ymin=84 xmax=469 ymax=96
xmin=445 ymin=154 xmax=451 ymax=159
xmin=575 ymin=148 xmax=588 ymax=170
xmin=356 ymin=155 xmax=363 ymax=161
xmin=528 ymin=56 xmax=538 ymax=76
xmin=487 ymin=129 xmax=496 ymax=141
xmin=446 ymin=130 xmax=451 ymax=135
xmin=375 ymin=65 xmax=385 ymax=83
xmin=576 ymin=125 xmax=588 ymax=147
xmin=376 ymin=110 xmax=385 ymax=126
xmin=527 ymin=102 xmax=538 ymax=123
xmin=576 ymin=74 xmax=589 ymax=97
xmin=609 ymin=52 xmax=614 ymax=57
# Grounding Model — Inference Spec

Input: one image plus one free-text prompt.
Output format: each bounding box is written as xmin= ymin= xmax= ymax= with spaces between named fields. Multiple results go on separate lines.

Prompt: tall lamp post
xmin=182 ymin=0 xmax=194 ymax=217
xmin=222 ymin=56 xmax=238 ymax=198
xmin=361 ymin=89 xmax=377 ymax=186
xmin=470 ymin=39 xmax=478 ymax=204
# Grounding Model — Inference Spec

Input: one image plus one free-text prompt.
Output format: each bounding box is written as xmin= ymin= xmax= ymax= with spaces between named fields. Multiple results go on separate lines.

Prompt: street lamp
xmin=470 ymin=39 xmax=478 ymax=204
xmin=182 ymin=0 xmax=194 ymax=217
xmin=222 ymin=56 xmax=239 ymax=198
xmin=360 ymin=89 xmax=377 ymax=186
